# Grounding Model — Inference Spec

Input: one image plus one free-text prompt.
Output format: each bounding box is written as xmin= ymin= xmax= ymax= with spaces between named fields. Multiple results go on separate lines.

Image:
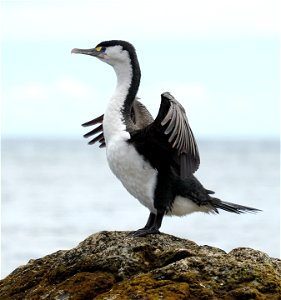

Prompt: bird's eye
xmin=95 ymin=46 xmax=106 ymax=53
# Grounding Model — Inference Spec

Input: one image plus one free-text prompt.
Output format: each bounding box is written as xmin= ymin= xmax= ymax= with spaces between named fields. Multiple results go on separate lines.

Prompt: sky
xmin=1 ymin=0 xmax=280 ymax=139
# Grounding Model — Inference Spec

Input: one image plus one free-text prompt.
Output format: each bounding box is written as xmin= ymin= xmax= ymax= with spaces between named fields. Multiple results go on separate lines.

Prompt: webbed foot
xmin=129 ymin=227 xmax=161 ymax=237
xmin=128 ymin=210 xmax=164 ymax=237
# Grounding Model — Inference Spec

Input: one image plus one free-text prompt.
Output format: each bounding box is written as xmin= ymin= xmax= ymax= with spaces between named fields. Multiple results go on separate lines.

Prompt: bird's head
xmin=71 ymin=40 xmax=137 ymax=68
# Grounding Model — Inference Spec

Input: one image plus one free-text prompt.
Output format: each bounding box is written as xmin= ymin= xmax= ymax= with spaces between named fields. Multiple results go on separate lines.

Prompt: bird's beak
xmin=71 ymin=48 xmax=101 ymax=57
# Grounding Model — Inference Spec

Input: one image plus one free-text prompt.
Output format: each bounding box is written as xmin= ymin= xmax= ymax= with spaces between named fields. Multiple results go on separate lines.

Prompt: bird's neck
xmin=104 ymin=56 xmax=141 ymax=139
xmin=114 ymin=56 xmax=141 ymax=118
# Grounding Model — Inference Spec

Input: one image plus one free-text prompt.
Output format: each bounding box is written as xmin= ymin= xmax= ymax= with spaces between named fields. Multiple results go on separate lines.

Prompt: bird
xmin=71 ymin=40 xmax=260 ymax=237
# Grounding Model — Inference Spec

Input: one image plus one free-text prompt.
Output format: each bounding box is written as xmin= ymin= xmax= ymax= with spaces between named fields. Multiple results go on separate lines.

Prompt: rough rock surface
xmin=0 ymin=231 xmax=280 ymax=299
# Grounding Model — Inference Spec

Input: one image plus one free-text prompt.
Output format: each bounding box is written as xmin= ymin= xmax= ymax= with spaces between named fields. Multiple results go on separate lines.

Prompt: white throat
xmin=103 ymin=57 xmax=134 ymax=143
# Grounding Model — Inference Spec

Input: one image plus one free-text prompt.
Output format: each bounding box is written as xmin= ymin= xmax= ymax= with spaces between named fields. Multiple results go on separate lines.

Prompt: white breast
xmin=102 ymin=58 xmax=159 ymax=213
xmin=106 ymin=134 xmax=158 ymax=213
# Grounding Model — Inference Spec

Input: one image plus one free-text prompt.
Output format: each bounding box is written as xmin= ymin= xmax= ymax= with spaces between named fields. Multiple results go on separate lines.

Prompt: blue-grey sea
xmin=1 ymin=138 xmax=280 ymax=278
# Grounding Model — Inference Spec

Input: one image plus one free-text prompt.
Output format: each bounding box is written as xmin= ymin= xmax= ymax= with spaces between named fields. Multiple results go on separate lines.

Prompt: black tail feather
xmin=211 ymin=198 xmax=261 ymax=214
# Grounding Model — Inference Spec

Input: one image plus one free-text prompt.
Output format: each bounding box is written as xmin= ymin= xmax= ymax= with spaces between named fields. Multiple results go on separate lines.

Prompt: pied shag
xmin=72 ymin=40 xmax=260 ymax=237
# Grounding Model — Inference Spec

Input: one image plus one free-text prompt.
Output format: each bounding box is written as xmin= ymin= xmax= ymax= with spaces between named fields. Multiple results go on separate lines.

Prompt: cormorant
xmin=71 ymin=40 xmax=260 ymax=237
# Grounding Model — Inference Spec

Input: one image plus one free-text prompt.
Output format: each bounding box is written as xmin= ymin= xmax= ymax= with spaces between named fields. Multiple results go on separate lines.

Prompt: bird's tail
xmin=210 ymin=198 xmax=261 ymax=214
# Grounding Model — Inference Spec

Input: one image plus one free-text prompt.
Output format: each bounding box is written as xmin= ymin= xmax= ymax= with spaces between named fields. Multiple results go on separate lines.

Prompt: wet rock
xmin=0 ymin=231 xmax=280 ymax=299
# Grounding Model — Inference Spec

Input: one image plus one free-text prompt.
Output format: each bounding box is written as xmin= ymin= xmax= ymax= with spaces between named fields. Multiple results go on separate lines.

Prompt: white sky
xmin=1 ymin=0 xmax=280 ymax=138
xmin=2 ymin=0 xmax=279 ymax=40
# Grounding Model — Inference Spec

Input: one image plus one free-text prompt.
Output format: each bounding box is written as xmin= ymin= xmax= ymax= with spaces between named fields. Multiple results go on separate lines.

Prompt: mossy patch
xmin=95 ymin=274 xmax=190 ymax=300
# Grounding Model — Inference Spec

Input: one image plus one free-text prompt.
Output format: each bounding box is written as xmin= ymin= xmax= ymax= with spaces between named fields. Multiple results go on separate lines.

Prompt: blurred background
xmin=1 ymin=0 xmax=280 ymax=278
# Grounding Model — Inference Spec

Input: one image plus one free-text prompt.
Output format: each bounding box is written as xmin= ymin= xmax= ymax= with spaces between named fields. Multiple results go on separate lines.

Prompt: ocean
xmin=1 ymin=138 xmax=280 ymax=278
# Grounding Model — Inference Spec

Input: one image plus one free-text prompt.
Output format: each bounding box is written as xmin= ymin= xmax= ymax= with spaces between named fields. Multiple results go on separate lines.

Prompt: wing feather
xmin=81 ymin=114 xmax=105 ymax=147
xmin=160 ymin=92 xmax=199 ymax=165
xmin=131 ymin=92 xmax=200 ymax=178
xmin=160 ymin=92 xmax=198 ymax=157
xmin=83 ymin=124 xmax=103 ymax=138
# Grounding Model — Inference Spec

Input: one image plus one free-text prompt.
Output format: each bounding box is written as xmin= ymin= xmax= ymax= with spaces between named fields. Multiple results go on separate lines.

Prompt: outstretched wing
xmin=129 ymin=92 xmax=200 ymax=178
xmin=81 ymin=100 xmax=154 ymax=148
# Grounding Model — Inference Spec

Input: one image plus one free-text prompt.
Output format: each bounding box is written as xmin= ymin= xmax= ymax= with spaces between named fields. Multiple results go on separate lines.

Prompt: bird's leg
xmin=142 ymin=212 xmax=157 ymax=229
xmin=150 ymin=210 xmax=164 ymax=232
xmin=129 ymin=212 xmax=156 ymax=236
xmin=130 ymin=210 xmax=165 ymax=237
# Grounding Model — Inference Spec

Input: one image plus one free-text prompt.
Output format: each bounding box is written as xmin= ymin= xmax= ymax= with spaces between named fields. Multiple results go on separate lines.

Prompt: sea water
xmin=1 ymin=138 xmax=280 ymax=278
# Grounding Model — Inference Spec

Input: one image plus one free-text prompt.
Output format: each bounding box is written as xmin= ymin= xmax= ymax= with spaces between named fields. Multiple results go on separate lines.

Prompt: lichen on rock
xmin=0 ymin=231 xmax=280 ymax=299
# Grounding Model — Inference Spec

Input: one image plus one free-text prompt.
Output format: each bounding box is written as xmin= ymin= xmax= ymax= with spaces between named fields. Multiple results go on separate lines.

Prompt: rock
xmin=0 ymin=231 xmax=280 ymax=299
